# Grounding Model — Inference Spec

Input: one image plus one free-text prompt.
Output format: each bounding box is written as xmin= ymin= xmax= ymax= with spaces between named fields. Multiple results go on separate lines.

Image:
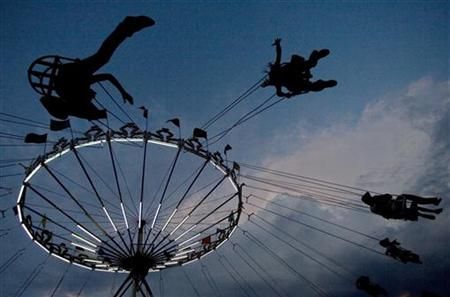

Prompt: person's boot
xmin=434 ymin=198 xmax=442 ymax=206
xmin=418 ymin=213 xmax=435 ymax=220
xmin=308 ymin=49 xmax=330 ymax=66
xmin=314 ymin=49 xmax=330 ymax=60
xmin=309 ymin=80 xmax=337 ymax=92
xmin=417 ymin=207 xmax=443 ymax=214
xmin=120 ymin=16 xmax=155 ymax=37
xmin=323 ymin=80 xmax=337 ymax=88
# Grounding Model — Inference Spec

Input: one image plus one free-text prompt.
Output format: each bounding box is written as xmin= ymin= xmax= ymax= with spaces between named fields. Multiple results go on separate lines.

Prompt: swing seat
xmin=28 ymin=55 xmax=76 ymax=96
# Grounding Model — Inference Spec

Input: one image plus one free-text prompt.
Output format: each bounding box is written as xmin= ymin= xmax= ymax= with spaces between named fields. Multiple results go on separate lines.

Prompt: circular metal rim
xmin=16 ymin=126 xmax=242 ymax=273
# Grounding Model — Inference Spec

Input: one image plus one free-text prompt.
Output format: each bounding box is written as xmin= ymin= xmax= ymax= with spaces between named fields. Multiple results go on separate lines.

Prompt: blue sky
xmin=0 ymin=1 xmax=449 ymax=297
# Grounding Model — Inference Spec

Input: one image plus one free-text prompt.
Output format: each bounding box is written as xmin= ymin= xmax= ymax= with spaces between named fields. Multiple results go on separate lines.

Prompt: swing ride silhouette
xmin=0 ymin=15 xmax=445 ymax=297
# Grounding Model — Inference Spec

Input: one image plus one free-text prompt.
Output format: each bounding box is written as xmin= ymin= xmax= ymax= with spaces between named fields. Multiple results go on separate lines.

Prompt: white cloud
xmin=240 ymin=77 xmax=450 ymax=296
xmin=259 ymin=77 xmax=448 ymax=195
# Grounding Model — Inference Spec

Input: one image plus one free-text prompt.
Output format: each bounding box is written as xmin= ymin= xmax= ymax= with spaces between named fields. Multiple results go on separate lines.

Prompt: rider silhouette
xmin=40 ymin=16 xmax=155 ymax=120
xmin=361 ymin=192 xmax=443 ymax=221
xmin=379 ymin=238 xmax=422 ymax=264
xmin=261 ymin=38 xmax=337 ymax=98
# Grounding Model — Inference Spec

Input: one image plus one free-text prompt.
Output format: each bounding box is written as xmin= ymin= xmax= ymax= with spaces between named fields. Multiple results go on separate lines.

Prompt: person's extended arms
xmin=91 ymin=73 xmax=133 ymax=104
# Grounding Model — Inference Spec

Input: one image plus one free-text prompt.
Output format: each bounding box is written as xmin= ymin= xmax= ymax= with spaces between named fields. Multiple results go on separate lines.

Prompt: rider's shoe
xmin=121 ymin=16 xmax=155 ymax=37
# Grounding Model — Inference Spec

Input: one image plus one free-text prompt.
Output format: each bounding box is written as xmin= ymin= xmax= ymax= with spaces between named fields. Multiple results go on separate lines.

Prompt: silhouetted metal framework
xmin=16 ymin=123 xmax=242 ymax=296
xmin=28 ymin=55 xmax=76 ymax=97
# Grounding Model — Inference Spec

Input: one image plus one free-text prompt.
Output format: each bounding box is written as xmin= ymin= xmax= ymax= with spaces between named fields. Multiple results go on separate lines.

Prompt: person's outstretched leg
xmin=402 ymin=194 xmax=441 ymax=205
xmin=417 ymin=206 xmax=443 ymax=214
xmin=80 ymin=16 xmax=155 ymax=74
xmin=309 ymin=80 xmax=337 ymax=92
xmin=417 ymin=212 xmax=436 ymax=220
xmin=307 ymin=49 xmax=330 ymax=68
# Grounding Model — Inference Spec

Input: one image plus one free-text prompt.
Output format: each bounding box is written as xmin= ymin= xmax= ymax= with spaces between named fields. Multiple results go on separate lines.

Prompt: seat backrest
xmin=28 ymin=55 xmax=75 ymax=96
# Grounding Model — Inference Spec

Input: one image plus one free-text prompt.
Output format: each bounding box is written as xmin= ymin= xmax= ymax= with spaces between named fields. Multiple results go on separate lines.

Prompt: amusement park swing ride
xmin=0 ymin=15 xmax=444 ymax=297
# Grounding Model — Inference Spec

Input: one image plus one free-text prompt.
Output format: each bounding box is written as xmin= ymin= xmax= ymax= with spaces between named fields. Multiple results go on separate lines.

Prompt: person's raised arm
xmin=272 ymin=38 xmax=282 ymax=65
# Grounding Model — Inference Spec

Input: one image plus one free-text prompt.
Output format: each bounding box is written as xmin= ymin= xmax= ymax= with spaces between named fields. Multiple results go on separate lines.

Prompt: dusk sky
xmin=0 ymin=1 xmax=449 ymax=297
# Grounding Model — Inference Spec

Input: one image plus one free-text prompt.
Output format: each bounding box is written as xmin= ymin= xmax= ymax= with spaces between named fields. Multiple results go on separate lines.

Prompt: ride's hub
xmin=120 ymin=253 xmax=156 ymax=280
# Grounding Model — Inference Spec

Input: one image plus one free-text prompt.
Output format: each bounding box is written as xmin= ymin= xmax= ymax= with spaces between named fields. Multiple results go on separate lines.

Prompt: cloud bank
xmin=242 ymin=77 xmax=450 ymax=296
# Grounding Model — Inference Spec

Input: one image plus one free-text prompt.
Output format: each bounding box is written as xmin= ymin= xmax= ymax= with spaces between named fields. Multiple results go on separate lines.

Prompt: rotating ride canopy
xmin=15 ymin=122 xmax=242 ymax=295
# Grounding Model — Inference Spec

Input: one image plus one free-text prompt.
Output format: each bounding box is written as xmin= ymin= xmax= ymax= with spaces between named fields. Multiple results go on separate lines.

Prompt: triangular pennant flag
xmin=13 ymin=206 xmax=18 ymax=216
xmin=24 ymin=133 xmax=47 ymax=143
xmin=193 ymin=128 xmax=207 ymax=139
xmin=139 ymin=106 xmax=149 ymax=119
xmin=224 ymin=144 xmax=232 ymax=155
xmin=167 ymin=118 xmax=180 ymax=128
xmin=50 ymin=119 xmax=70 ymax=131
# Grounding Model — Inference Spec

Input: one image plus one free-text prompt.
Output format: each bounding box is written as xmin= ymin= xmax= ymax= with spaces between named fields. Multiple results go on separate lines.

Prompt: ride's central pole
xmin=133 ymin=220 xmax=145 ymax=297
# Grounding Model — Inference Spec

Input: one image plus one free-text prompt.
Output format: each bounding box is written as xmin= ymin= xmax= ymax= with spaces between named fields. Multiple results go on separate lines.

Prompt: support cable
xmin=159 ymin=270 xmax=165 ymax=297
xmin=0 ymin=132 xmax=28 ymax=140
xmin=230 ymin=242 xmax=285 ymax=297
xmin=76 ymin=276 xmax=90 ymax=297
xmin=200 ymin=261 xmax=223 ymax=297
xmin=23 ymin=205 xmax=123 ymax=258
xmin=241 ymin=228 xmax=329 ymax=297
xmin=0 ymin=241 xmax=33 ymax=274
xmin=231 ymin=241 xmax=290 ymax=297
xmin=74 ymin=153 xmax=124 ymax=214
xmin=113 ymin=274 xmax=133 ymax=297
xmin=0 ymin=173 xmax=23 ymax=178
xmin=239 ymin=162 xmax=381 ymax=195
xmin=249 ymin=195 xmax=379 ymax=241
xmin=245 ymin=184 xmax=369 ymax=214
xmin=149 ymin=175 xmax=228 ymax=254
xmin=49 ymin=264 xmax=71 ymax=297
xmin=151 ymin=212 xmax=233 ymax=258
xmin=147 ymin=159 xmax=210 ymax=249
xmin=138 ymin=135 xmax=149 ymax=232
xmin=242 ymin=173 xmax=364 ymax=202
xmin=243 ymin=176 xmax=366 ymax=210
xmin=201 ymin=76 xmax=266 ymax=129
xmin=97 ymin=82 xmax=136 ymax=124
xmin=217 ymin=254 xmax=253 ymax=297
xmin=159 ymin=174 xmax=223 ymax=215
xmin=248 ymin=202 xmax=384 ymax=256
xmin=106 ymin=136 xmax=135 ymax=254
xmin=0 ymin=118 xmax=48 ymax=129
xmin=0 ymin=157 xmax=35 ymax=164
xmin=110 ymin=273 xmax=117 ymax=297
xmin=114 ymin=149 xmax=139 ymax=215
xmin=93 ymin=98 xmax=127 ymax=126
xmin=181 ymin=267 xmax=202 ymax=297
xmin=209 ymin=94 xmax=281 ymax=145
xmin=26 ymin=184 xmax=126 ymax=258
xmin=0 ymin=112 xmax=49 ymax=127
xmin=246 ymin=211 xmax=356 ymax=282
xmin=147 ymin=147 xmax=182 ymax=232
xmin=14 ymin=255 xmax=50 ymax=297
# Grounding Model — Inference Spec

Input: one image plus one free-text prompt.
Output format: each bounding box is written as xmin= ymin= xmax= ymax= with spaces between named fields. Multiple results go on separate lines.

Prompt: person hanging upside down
xmin=379 ymin=238 xmax=422 ymax=264
xmin=261 ymin=38 xmax=337 ymax=98
xmin=361 ymin=192 xmax=443 ymax=221
xmin=40 ymin=16 xmax=155 ymax=120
